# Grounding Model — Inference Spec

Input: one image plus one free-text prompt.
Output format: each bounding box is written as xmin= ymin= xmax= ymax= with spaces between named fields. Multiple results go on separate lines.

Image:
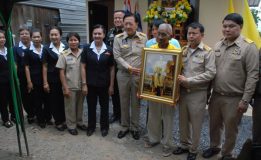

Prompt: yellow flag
xmin=228 ymin=0 xmax=235 ymax=13
xmin=241 ymin=0 xmax=261 ymax=48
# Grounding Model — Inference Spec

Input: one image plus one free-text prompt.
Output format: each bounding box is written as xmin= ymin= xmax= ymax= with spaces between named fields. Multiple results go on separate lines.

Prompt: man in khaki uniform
xmin=113 ymin=13 xmax=147 ymax=140
xmin=172 ymin=22 xmax=216 ymax=160
xmin=56 ymin=41 xmax=84 ymax=135
xmin=202 ymin=13 xmax=259 ymax=160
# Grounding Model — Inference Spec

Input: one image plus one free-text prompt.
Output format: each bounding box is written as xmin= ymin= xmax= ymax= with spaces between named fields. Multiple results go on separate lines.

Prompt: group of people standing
xmin=0 ymin=8 xmax=260 ymax=160
xmin=109 ymin=11 xmax=260 ymax=160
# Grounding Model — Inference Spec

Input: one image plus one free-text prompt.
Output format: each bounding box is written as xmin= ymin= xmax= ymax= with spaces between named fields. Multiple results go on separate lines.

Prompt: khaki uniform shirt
xmin=56 ymin=48 xmax=82 ymax=90
xmin=113 ymin=31 xmax=147 ymax=70
xmin=213 ymin=35 xmax=259 ymax=102
xmin=182 ymin=42 xmax=216 ymax=90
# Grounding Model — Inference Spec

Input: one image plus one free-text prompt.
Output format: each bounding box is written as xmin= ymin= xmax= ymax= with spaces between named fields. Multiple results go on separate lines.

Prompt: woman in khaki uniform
xmin=56 ymin=32 xmax=84 ymax=135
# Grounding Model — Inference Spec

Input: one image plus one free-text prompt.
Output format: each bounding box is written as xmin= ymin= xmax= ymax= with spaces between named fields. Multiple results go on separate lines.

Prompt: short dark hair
xmin=30 ymin=28 xmax=42 ymax=37
xmin=114 ymin=10 xmax=125 ymax=14
xmin=152 ymin=19 xmax=164 ymax=28
xmin=187 ymin=22 xmax=205 ymax=33
xmin=66 ymin=32 xmax=80 ymax=43
xmin=50 ymin=26 xmax=62 ymax=36
xmin=92 ymin=24 xmax=106 ymax=35
xmin=18 ymin=25 xmax=30 ymax=34
xmin=223 ymin=13 xmax=243 ymax=26
xmin=123 ymin=12 xmax=138 ymax=23
xmin=0 ymin=30 xmax=5 ymax=35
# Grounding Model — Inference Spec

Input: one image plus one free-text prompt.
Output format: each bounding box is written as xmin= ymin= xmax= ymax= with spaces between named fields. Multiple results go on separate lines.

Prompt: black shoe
xmin=3 ymin=120 xmax=13 ymax=128
xmin=130 ymin=130 xmax=140 ymax=140
xmin=56 ymin=124 xmax=66 ymax=131
xmin=109 ymin=115 xmax=120 ymax=123
xmin=187 ymin=152 xmax=197 ymax=160
xmin=117 ymin=130 xmax=129 ymax=139
xmin=202 ymin=148 xmax=221 ymax=158
xmin=68 ymin=129 xmax=78 ymax=135
xmin=77 ymin=124 xmax=87 ymax=131
xmin=39 ymin=123 xmax=46 ymax=128
xmin=219 ymin=155 xmax=235 ymax=160
xmin=101 ymin=129 xmax=108 ymax=137
xmin=87 ymin=129 xmax=95 ymax=136
xmin=173 ymin=147 xmax=189 ymax=155
xmin=28 ymin=118 xmax=35 ymax=124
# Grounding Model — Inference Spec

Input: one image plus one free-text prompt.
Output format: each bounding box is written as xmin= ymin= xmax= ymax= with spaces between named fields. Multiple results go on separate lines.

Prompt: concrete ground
xmin=0 ymin=100 xmax=252 ymax=160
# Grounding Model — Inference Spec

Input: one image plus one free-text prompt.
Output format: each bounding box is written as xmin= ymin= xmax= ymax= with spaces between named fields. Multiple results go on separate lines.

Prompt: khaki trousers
xmin=147 ymin=101 xmax=175 ymax=147
xmin=64 ymin=90 xmax=84 ymax=129
xmin=117 ymin=70 xmax=140 ymax=131
xmin=208 ymin=92 xmax=243 ymax=156
xmin=179 ymin=90 xmax=207 ymax=153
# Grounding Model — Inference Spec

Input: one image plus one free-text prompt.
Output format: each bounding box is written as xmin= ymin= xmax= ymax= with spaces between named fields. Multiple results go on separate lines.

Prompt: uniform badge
xmin=232 ymin=48 xmax=240 ymax=55
xmin=122 ymin=39 xmax=129 ymax=48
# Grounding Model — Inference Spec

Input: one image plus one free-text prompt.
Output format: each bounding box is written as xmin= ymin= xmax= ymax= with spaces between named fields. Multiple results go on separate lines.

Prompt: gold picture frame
xmin=139 ymin=47 xmax=182 ymax=105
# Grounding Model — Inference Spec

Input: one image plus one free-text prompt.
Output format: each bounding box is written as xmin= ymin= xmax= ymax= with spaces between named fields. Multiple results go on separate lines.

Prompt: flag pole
xmin=0 ymin=0 xmax=30 ymax=157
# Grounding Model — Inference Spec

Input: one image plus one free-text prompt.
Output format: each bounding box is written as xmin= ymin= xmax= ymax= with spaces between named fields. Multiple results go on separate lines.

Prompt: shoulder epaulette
xmin=203 ymin=44 xmax=212 ymax=52
xmin=138 ymin=32 xmax=146 ymax=37
xmin=181 ymin=46 xmax=188 ymax=51
xmin=61 ymin=50 xmax=69 ymax=56
xmin=115 ymin=33 xmax=124 ymax=38
xmin=244 ymin=38 xmax=254 ymax=44
xmin=182 ymin=46 xmax=189 ymax=56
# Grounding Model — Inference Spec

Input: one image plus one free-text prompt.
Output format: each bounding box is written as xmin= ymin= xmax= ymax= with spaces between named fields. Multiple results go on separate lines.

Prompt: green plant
xmin=251 ymin=9 xmax=261 ymax=25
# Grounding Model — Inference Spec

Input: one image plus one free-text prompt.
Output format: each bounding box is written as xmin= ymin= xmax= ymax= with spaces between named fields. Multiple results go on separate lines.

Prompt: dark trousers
xmin=253 ymin=96 xmax=261 ymax=144
xmin=0 ymin=84 xmax=13 ymax=122
xmin=30 ymin=84 xmax=50 ymax=123
xmin=87 ymin=86 xmax=109 ymax=131
xmin=49 ymin=82 xmax=65 ymax=125
xmin=111 ymin=76 xmax=121 ymax=119
xmin=20 ymin=82 xmax=35 ymax=118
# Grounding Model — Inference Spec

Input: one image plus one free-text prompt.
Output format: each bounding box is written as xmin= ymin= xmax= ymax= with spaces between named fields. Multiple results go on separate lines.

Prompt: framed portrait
xmin=139 ymin=47 xmax=182 ymax=105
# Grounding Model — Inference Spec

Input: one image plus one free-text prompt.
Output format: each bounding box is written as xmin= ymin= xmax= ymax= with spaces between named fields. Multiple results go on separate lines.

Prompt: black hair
xmin=18 ymin=25 xmax=30 ymax=34
xmin=152 ymin=19 xmax=164 ymax=28
xmin=92 ymin=24 xmax=106 ymax=35
xmin=187 ymin=22 xmax=205 ymax=33
xmin=50 ymin=26 xmax=63 ymax=36
xmin=114 ymin=10 xmax=125 ymax=14
xmin=30 ymin=28 xmax=42 ymax=37
xmin=223 ymin=13 xmax=243 ymax=26
xmin=123 ymin=12 xmax=138 ymax=23
xmin=0 ymin=30 xmax=5 ymax=35
xmin=66 ymin=32 xmax=80 ymax=43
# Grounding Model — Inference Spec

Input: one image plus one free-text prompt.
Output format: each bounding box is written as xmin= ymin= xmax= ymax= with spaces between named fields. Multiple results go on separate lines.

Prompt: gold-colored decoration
xmin=139 ymin=47 xmax=182 ymax=105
